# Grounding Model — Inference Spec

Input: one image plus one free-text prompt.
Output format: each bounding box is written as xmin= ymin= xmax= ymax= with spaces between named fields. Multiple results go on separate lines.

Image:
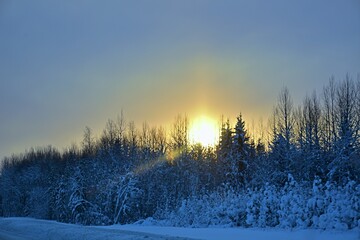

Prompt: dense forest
xmin=0 ymin=75 xmax=359 ymax=229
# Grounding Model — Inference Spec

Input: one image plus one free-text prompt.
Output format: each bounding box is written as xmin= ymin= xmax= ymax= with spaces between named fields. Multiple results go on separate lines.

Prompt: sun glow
xmin=189 ymin=116 xmax=218 ymax=146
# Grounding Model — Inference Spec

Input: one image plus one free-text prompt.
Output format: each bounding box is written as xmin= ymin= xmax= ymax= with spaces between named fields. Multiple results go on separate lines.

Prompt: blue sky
xmin=0 ymin=0 xmax=359 ymax=158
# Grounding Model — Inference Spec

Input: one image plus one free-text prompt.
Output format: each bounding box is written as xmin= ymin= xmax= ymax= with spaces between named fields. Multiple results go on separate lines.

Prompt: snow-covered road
xmin=113 ymin=224 xmax=360 ymax=240
xmin=0 ymin=218 xmax=192 ymax=240
xmin=0 ymin=217 xmax=359 ymax=240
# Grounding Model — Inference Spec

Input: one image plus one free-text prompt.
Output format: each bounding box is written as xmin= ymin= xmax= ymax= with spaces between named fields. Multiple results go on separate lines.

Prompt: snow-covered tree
xmin=104 ymin=172 xmax=142 ymax=224
xmin=230 ymin=114 xmax=251 ymax=186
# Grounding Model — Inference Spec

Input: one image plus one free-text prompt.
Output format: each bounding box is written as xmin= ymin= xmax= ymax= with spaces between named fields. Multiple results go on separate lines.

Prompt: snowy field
xmin=0 ymin=218 xmax=359 ymax=240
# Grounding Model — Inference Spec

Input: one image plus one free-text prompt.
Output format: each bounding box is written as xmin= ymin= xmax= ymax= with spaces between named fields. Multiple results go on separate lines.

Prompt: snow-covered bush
xmin=258 ymin=184 xmax=279 ymax=227
xmin=315 ymin=180 xmax=359 ymax=230
xmin=245 ymin=188 xmax=260 ymax=227
xmin=278 ymin=174 xmax=307 ymax=228
xmin=156 ymin=188 xmax=248 ymax=227
xmin=149 ymin=177 xmax=359 ymax=230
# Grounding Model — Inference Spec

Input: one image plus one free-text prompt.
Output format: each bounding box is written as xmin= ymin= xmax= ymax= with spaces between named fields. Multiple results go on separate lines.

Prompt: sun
xmin=189 ymin=116 xmax=218 ymax=146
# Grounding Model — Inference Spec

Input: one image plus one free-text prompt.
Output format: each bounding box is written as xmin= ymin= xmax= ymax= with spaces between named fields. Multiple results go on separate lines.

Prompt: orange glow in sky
xmin=0 ymin=1 xmax=359 ymax=160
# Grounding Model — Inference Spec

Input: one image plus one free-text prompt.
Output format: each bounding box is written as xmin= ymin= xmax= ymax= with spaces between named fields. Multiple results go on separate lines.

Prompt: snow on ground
xmin=0 ymin=217 xmax=191 ymax=240
xmin=0 ymin=217 xmax=359 ymax=240
xmin=110 ymin=224 xmax=360 ymax=240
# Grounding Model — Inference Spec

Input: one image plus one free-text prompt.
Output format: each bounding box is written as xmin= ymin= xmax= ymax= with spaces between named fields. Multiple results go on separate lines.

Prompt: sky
xmin=0 ymin=0 xmax=359 ymax=159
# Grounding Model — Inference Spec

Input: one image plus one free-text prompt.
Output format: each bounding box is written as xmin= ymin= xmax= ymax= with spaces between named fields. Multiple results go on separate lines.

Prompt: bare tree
xmin=276 ymin=87 xmax=294 ymax=148
xmin=355 ymin=76 xmax=360 ymax=146
xmin=311 ymin=92 xmax=321 ymax=148
xmin=170 ymin=114 xmax=189 ymax=153
xmin=115 ymin=110 xmax=126 ymax=146
xmin=140 ymin=122 xmax=150 ymax=150
xmin=101 ymin=119 xmax=117 ymax=149
xmin=322 ymin=77 xmax=338 ymax=149
xmin=82 ymin=126 xmax=95 ymax=155
xmin=294 ymin=105 xmax=305 ymax=149
xmin=127 ymin=121 xmax=138 ymax=150
xmin=327 ymin=75 xmax=359 ymax=183
xmin=302 ymin=92 xmax=321 ymax=149
xmin=337 ymin=74 xmax=357 ymax=143
xmin=149 ymin=126 xmax=167 ymax=154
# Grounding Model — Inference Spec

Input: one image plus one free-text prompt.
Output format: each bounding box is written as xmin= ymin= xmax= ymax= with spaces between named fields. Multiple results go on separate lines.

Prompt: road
xmin=1 ymin=217 xmax=358 ymax=240
xmin=0 ymin=218 xmax=194 ymax=240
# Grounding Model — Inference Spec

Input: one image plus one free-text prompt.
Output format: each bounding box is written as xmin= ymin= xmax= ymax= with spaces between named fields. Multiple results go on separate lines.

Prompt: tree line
xmin=0 ymin=75 xmax=359 ymax=228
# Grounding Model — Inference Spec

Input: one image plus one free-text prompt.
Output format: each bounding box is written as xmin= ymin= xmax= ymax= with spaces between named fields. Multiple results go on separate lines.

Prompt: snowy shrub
xmin=339 ymin=181 xmax=360 ymax=229
xmin=245 ymin=185 xmax=279 ymax=228
xmin=304 ymin=178 xmax=360 ymax=230
xmin=306 ymin=176 xmax=326 ymax=228
xmin=278 ymin=174 xmax=307 ymax=228
xmin=245 ymin=188 xmax=260 ymax=227
xmin=149 ymin=178 xmax=360 ymax=230
xmin=222 ymin=190 xmax=247 ymax=226
xmin=258 ymin=184 xmax=279 ymax=227
xmin=317 ymin=180 xmax=359 ymax=230
xmin=155 ymin=189 xmax=248 ymax=228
